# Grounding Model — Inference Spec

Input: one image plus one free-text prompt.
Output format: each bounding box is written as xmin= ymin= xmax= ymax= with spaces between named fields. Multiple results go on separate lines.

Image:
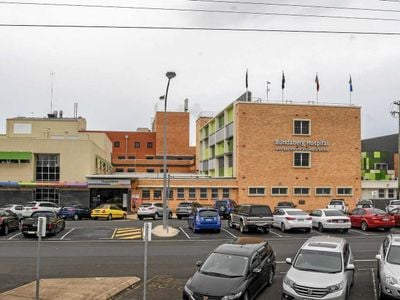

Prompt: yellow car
xmin=91 ymin=204 xmax=127 ymax=220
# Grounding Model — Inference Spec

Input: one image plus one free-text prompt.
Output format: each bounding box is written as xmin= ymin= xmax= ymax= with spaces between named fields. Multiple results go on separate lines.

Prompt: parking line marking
xmin=354 ymin=259 xmax=376 ymax=262
xmin=269 ymin=229 xmax=283 ymax=238
xmin=222 ymin=228 xmax=237 ymax=238
xmin=179 ymin=227 xmax=191 ymax=239
xmin=371 ymin=268 xmax=378 ymax=300
xmin=8 ymin=232 xmax=21 ymax=240
xmin=60 ymin=228 xmax=75 ymax=240
xmin=349 ymin=229 xmax=369 ymax=236
xmin=111 ymin=228 xmax=117 ymax=239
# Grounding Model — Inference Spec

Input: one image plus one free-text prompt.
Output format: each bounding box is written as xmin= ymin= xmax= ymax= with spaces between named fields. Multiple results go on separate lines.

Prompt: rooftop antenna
xmin=50 ymin=71 xmax=54 ymax=113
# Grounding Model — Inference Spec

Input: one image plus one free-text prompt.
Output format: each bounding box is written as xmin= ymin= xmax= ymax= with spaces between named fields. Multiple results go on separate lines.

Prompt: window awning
xmin=0 ymin=151 xmax=32 ymax=161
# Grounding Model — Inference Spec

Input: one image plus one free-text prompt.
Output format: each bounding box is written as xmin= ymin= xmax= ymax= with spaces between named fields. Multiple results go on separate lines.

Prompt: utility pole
xmin=390 ymin=100 xmax=400 ymax=200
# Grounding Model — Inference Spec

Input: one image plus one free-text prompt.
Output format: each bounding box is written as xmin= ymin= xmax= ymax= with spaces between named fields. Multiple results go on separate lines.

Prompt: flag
xmin=281 ymin=71 xmax=285 ymax=89
xmin=245 ymin=69 xmax=248 ymax=89
xmin=349 ymin=75 xmax=353 ymax=92
xmin=315 ymin=73 xmax=320 ymax=92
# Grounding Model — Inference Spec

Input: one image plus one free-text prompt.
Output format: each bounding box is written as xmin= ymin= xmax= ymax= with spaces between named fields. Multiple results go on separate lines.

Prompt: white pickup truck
xmin=327 ymin=199 xmax=348 ymax=213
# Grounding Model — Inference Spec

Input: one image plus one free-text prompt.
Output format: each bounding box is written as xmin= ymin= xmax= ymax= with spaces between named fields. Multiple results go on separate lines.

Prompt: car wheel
xmin=107 ymin=214 xmax=112 ymax=221
xmin=240 ymin=221 xmax=247 ymax=233
xmin=228 ymin=218 xmax=234 ymax=228
xmin=73 ymin=214 xmax=79 ymax=221
xmin=2 ymin=224 xmax=8 ymax=235
xmin=383 ymin=227 xmax=391 ymax=232
xmin=242 ymin=291 xmax=249 ymax=300
xmin=361 ymin=221 xmax=368 ymax=231
xmin=177 ymin=216 xmax=182 ymax=220
xmin=168 ymin=212 xmax=173 ymax=219
xmin=263 ymin=227 xmax=270 ymax=233
xmin=23 ymin=233 xmax=30 ymax=238
xmin=138 ymin=216 xmax=143 ymax=220
xmin=305 ymin=228 xmax=311 ymax=233
xmin=215 ymin=229 xmax=221 ymax=233
xmin=93 ymin=217 xmax=98 ymax=220
xmin=280 ymin=223 xmax=286 ymax=233
xmin=154 ymin=213 xmax=160 ymax=220
xmin=378 ymin=279 xmax=387 ymax=300
xmin=123 ymin=213 xmax=127 ymax=219
xmin=318 ymin=223 xmax=324 ymax=232
xmin=266 ymin=267 xmax=274 ymax=287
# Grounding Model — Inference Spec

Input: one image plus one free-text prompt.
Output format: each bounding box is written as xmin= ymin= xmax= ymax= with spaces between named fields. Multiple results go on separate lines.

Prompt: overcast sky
xmin=1 ymin=0 xmax=400 ymax=144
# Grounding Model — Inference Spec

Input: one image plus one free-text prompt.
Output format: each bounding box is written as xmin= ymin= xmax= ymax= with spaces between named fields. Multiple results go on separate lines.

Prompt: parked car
xmin=91 ymin=204 xmax=127 ymax=220
xmin=349 ymin=208 xmax=395 ymax=231
xmin=22 ymin=201 xmax=60 ymax=218
xmin=355 ymin=199 xmax=374 ymax=209
xmin=137 ymin=202 xmax=172 ymax=220
xmin=1 ymin=204 xmax=24 ymax=219
xmin=228 ymin=204 xmax=273 ymax=233
xmin=213 ymin=199 xmax=238 ymax=219
xmin=376 ymin=234 xmax=400 ymax=299
xmin=188 ymin=207 xmax=221 ymax=233
xmin=283 ymin=236 xmax=354 ymax=300
xmin=310 ymin=209 xmax=351 ymax=233
xmin=274 ymin=201 xmax=297 ymax=211
xmin=21 ymin=210 xmax=65 ymax=237
xmin=176 ymin=201 xmax=202 ymax=219
xmin=327 ymin=199 xmax=349 ymax=213
xmin=183 ymin=237 xmax=276 ymax=300
xmin=389 ymin=207 xmax=400 ymax=227
xmin=272 ymin=208 xmax=312 ymax=233
xmin=386 ymin=200 xmax=400 ymax=213
xmin=58 ymin=204 xmax=91 ymax=220
xmin=0 ymin=209 xmax=19 ymax=235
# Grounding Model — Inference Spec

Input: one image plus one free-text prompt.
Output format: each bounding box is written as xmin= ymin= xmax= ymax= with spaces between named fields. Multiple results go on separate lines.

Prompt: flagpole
xmin=316 ymin=91 xmax=318 ymax=103
xmin=282 ymin=89 xmax=284 ymax=103
xmin=349 ymin=90 xmax=352 ymax=105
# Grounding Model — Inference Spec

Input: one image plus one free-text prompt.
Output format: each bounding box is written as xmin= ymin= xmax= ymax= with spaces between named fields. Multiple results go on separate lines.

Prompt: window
xmin=389 ymin=189 xmax=395 ymax=198
xmin=115 ymin=168 xmax=124 ymax=172
xmin=154 ymin=189 xmax=162 ymax=199
xmin=160 ymin=168 xmax=169 ymax=173
xmin=379 ymin=189 xmax=385 ymax=198
xmin=189 ymin=188 xmax=196 ymax=199
xmin=142 ymin=189 xmax=150 ymax=199
xmin=168 ymin=189 xmax=173 ymax=199
xmin=293 ymin=152 xmax=310 ymax=168
xmin=337 ymin=187 xmax=353 ymax=196
xmin=35 ymin=154 xmax=60 ymax=182
xmin=222 ymin=188 xmax=229 ymax=198
xmin=127 ymin=168 xmax=135 ymax=172
xmin=271 ymin=187 xmax=288 ymax=196
xmin=35 ymin=188 xmax=59 ymax=203
xmin=135 ymin=142 xmax=141 ymax=148
xmin=316 ymin=187 xmax=332 ymax=196
xmin=128 ymin=156 xmax=136 ymax=160
xmin=146 ymin=168 xmax=155 ymax=173
xmin=147 ymin=142 xmax=153 ymax=149
xmin=118 ymin=156 xmax=125 ymax=159
xmin=293 ymin=120 xmax=310 ymax=135
xmin=375 ymin=163 xmax=388 ymax=170
xmin=146 ymin=156 xmax=154 ymax=160
xmin=177 ymin=188 xmax=185 ymax=199
xmin=211 ymin=188 xmax=219 ymax=199
xmin=114 ymin=141 xmax=120 ymax=148
xmin=248 ymin=187 xmax=265 ymax=196
xmin=294 ymin=187 xmax=310 ymax=196
xmin=200 ymin=188 xmax=208 ymax=199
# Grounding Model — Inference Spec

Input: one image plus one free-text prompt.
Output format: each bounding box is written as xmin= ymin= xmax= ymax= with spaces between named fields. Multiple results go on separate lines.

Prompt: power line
xmin=0 ymin=23 xmax=400 ymax=35
xmin=2 ymin=1 xmax=400 ymax=23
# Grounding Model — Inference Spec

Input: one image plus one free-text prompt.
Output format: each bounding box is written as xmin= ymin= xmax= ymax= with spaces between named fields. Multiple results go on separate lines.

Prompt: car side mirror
xmin=253 ymin=268 xmax=262 ymax=274
xmin=196 ymin=261 xmax=203 ymax=267
xmin=285 ymin=258 xmax=292 ymax=265
xmin=375 ymin=254 xmax=382 ymax=260
xmin=346 ymin=264 xmax=355 ymax=271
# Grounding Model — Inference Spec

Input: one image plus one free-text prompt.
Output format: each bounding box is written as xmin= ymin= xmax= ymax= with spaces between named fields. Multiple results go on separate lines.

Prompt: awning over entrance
xmin=0 ymin=151 xmax=32 ymax=162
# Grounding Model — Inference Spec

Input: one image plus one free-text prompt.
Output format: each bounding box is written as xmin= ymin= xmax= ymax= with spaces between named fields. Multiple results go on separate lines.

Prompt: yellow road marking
xmin=115 ymin=231 xmax=141 ymax=238
xmin=116 ymin=228 xmax=141 ymax=233
xmin=113 ymin=227 xmax=142 ymax=240
xmin=111 ymin=228 xmax=118 ymax=239
xmin=117 ymin=234 xmax=143 ymax=240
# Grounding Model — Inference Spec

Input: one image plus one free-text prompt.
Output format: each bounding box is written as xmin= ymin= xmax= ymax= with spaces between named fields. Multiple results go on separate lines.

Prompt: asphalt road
xmin=0 ymin=218 xmax=392 ymax=300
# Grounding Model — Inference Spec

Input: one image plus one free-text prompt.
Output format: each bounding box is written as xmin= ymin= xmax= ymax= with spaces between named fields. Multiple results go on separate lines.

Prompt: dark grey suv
xmin=214 ymin=199 xmax=238 ymax=219
xmin=229 ymin=204 xmax=273 ymax=233
xmin=176 ymin=201 xmax=202 ymax=219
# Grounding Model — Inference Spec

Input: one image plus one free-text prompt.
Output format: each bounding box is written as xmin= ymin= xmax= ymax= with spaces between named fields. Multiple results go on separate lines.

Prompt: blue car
xmin=58 ymin=204 xmax=91 ymax=220
xmin=188 ymin=208 xmax=221 ymax=233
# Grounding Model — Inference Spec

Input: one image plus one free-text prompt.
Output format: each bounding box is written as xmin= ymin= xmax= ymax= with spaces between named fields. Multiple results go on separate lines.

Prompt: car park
xmin=188 ymin=207 xmax=221 ymax=233
xmin=1 ymin=204 xmax=24 ymax=219
xmin=274 ymin=201 xmax=297 ymax=211
xmin=309 ymin=209 xmax=351 ymax=233
xmin=349 ymin=208 xmax=395 ymax=231
xmin=386 ymin=200 xmax=400 ymax=213
xmin=327 ymin=199 xmax=348 ymax=213
xmin=272 ymin=208 xmax=312 ymax=233
xmin=228 ymin=204 xmax=273 ymax=233
xmin=21 ymin=210 xmax=65 ymax=237
xmin=0 ymin=209 xmax=19 ymax=235
xmin=355 ymin=199 xmax=374 ymax=208
xmin=22 ymin=201 xmax=60 ymax=218
xmin=91 ymin=204 xmax=127 ymax=220
xmin=183 ymin=237 xmax=276 ymax=300
xmin=137 ymin=202 xmax=172 ymax=220
xmin=376 ymin=234 xmax=400 ymax=299
xmin=283 ymin=236 xmax=354 ymax=300
xmin=213 ymin=199 xmax=238 ymax=219
xmin=58 ymin=204 xmax=91 ymax=220
xmin=176 ymin=201 xmax=202 ymax=219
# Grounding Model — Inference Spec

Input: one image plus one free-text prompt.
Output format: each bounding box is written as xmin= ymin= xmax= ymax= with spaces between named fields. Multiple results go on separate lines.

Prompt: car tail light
xmin=48 ymin=223 xmax=55 ymax=229
xmin=67 ymin=208 xmax=75 ymax=211
xmin=31 ymin=207 xmax=38 ymax=210
xmin=286 ymin=217 xmax=296 ymax=220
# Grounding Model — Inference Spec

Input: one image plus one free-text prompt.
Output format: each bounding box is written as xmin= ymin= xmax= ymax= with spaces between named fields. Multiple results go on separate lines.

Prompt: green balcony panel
xmin=0 ymin=151 xmax=32 ymax=161
xmin=225 ymin=167 xmax=233 ymax=177
xmin=374 ymin=151 xmax=381 ymax=158
xmin=226 ymin=107 xmax=234 ymax=123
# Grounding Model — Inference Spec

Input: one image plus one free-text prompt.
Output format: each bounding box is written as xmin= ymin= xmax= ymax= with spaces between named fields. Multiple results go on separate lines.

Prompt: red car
xmin=350 ymin=208 xmax=395 ymax=231
xmin=388 ymin=207 xmax=400 ymax=226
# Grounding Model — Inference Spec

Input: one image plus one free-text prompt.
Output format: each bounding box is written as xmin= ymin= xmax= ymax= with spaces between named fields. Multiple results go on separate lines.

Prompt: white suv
xmin=376 ymin=234 xmax=400 ymax=299
xmin=22 ymin=201 xmax=60 ymax=218
xmin=283 ymin=236 xmax=355 ymax=300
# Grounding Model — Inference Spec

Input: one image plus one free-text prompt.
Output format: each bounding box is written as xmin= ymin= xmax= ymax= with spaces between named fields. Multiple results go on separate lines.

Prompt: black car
xmin=21 ymin=211 xmax=65 ymax=237
xmin=183 ymin=237 xmax=276 ymax=300
xmin=58 ymin=204 xmax=91 ymax=220
xmin=0 ymin=209 xmax=19 ymax=235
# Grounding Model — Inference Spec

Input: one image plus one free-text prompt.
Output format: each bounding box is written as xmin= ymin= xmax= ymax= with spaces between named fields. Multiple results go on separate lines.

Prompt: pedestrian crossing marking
xmin=113 ymin=227 xmax=142 ymax=240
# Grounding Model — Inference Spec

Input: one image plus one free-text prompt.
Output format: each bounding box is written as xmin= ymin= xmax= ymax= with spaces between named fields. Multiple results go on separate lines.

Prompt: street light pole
xmin=391 ymin=101 xmax=400 ymax=200
xmin=161 ymin=71 xmax=176 ymax=231
xmin=266 ymin=81 xmax=271 ymax=102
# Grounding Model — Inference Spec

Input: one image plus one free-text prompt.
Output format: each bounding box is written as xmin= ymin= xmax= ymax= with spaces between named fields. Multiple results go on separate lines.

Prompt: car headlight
xmin=327 ymin=281 xmax=344 ymax=293
xmin=283 ymin=276 xmax=296 ymax=288
xmin=385 ymin=274 xmax=398 ymax=285
xmin=184 ymin=285 xmax=193 ymax=296
xmin=222 ymin=291 xmax=243 ymax=300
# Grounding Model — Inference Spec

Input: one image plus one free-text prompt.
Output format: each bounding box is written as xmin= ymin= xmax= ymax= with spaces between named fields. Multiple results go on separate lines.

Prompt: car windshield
xmin=200 ymin=252 xmax=248 ymax=277
xmin=390 ymin=201 xmax=400 ymax=205
xmin=31 ymin=211 xmax=55 ymax=218
xmin=330 ymin=200 xmax=343 ymax=205
xmin=141 ymin=203 xmax=152 ymax=207
xmin=25 ymin=203 xmax=36 ymax=207
xmin=287 ymin=210 xmax=307 ymax=216
xmin=3 ymin=204 xmax=13 ymax=208
xmin=215 ymin=201 xmax=228 ymax=208
xmin=96 ymin=204 xmax=109 ymax=209
xmin=178 ymin=203 xmax=191 ymax=207
xmin=294 ymin=249 xmax=342 ymax=273
xmin=199 ymin=210 xmax=218 ymax=217
xmin=387 ymin=246 xmax=400 ymax=265
xmin=371 ymin=209 xmax=386 ymax=215
xmin=325 ymin=210 xmax=346 ymax=217
xmin=250 ymin=206 xmax=271 ymax=216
